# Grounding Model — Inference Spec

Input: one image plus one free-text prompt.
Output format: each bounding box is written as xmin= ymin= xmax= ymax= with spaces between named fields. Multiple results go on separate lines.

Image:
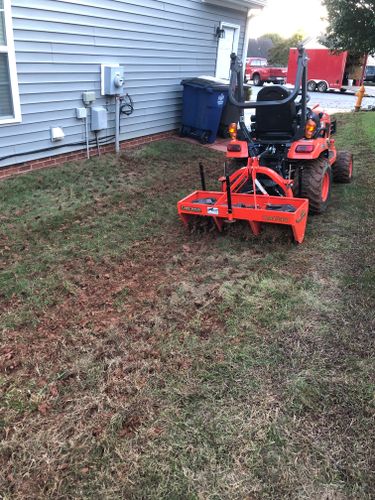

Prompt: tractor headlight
xmin=305 ymin=119 xmax=317 ymax=139
xmin=228 ymin=122 xmax=237 ymax=140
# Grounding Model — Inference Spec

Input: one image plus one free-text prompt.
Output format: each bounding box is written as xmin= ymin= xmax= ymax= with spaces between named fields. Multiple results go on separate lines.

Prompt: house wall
xmin=0 ymin=0 xmax=250 ymax=168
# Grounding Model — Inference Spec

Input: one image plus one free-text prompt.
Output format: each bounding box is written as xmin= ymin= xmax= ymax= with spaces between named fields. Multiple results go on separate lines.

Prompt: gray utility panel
xmin=91 ymin=107 xmax=108 ymax=131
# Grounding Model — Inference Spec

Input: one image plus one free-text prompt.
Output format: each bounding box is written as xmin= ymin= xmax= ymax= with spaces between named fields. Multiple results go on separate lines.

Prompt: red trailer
xmin=287 ymin=48 xmax=367 ymax=92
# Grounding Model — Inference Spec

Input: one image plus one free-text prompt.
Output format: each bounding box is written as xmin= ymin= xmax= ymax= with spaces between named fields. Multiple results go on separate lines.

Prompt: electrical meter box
xmin=101 ymin=64 xmax=125 ymax=96
xmin=91 ymin=107 xmax=108 ymax=131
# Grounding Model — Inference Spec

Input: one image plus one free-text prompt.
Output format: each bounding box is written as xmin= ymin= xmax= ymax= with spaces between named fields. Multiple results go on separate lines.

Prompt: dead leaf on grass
xmin=58 ymin=464 xmax=69 ymax=471
xmin=38 ymin=402 xmax=50 ymax=415
xmin=49 ymin=384 xmax=59 ymax=398
xmin=147 ymin=426 xmax=163 ymax=437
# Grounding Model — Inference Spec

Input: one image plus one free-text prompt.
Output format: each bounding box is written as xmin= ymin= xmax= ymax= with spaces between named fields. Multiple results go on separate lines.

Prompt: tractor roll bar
xmin=229 ymin=45 xmax=308 ymax=110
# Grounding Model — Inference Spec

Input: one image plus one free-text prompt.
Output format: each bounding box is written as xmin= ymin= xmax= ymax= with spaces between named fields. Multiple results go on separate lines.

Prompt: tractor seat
xmin=254 ymin=86 xmax=298 ymax=143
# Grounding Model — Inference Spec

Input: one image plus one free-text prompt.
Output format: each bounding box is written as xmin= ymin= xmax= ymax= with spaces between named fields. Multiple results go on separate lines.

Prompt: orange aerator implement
xmin=178 ymin=156 xmax=308 ymax=244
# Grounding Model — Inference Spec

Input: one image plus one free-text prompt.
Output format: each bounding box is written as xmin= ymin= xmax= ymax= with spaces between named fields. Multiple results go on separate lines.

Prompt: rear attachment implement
xmin=177 ymin=157 xmax=309 ymax=244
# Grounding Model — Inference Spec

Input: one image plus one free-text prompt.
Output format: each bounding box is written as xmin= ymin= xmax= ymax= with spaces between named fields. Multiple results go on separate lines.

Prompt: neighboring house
xmin=0 ymin=0 xmax=265 ymax=174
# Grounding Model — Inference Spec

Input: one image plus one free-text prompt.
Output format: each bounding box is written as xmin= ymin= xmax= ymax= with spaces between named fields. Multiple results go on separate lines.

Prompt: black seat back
xmin=254 ymin=86 xmax=298 ymax=143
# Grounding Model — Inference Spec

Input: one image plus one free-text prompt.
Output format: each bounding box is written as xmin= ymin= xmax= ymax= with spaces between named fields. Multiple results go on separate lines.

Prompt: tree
xmin=261 ymin=33 xmax=284 ymax=46
xmin=323 ymin=0 xmax=375 ymax=55
xmin=267 ymin=33 xmax=304 ymax=66
xmin=247 ymin=35 xmax=276 ymax=59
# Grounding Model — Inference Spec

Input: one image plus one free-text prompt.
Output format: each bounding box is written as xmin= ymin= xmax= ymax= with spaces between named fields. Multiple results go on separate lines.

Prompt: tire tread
xmin=333 ymin=151 xmax=353 ymax=183
xmin=296 ymin=158 xmax=332 ymax=214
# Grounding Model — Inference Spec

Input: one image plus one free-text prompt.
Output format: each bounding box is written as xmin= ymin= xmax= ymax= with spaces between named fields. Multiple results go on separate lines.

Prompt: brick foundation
xmin=0 ymin=130 xmax=177 ymax=181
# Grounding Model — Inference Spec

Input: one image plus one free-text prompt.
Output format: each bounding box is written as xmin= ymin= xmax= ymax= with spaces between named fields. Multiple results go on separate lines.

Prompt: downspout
xmin=241 ymin=9 xmax=252 ymax=71
xmin=241 ymin=8 xmax=264 ymax=75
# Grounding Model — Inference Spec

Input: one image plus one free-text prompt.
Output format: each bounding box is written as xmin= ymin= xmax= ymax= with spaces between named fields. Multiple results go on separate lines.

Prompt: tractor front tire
xmin=333 ymin=151 xmax=353 ymax=183
xmin=296 ymin=158 xmax=332 ymax=214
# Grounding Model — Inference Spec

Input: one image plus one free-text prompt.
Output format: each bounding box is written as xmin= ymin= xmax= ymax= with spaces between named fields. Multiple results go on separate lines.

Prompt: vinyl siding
xmin=0 ymin=0 xmax=252 ymax=167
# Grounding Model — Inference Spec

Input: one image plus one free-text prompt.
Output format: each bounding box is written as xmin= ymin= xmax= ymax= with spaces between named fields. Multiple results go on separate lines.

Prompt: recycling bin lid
xmin=181 ymin=75 xmax=229 ymax=91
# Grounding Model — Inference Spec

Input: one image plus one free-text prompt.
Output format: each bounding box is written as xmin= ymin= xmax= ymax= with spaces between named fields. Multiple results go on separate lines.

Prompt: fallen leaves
xmin=37 ymin=402 xmax=50 ymax=416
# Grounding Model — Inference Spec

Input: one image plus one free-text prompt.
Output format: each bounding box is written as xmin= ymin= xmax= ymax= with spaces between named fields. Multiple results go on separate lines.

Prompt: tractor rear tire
xmin=332 ymin=151 xmax=353 ymax=183
xmin=296 ymin=158 xmax=332 ymax=214
xmin=227 ymin=158 xmax=248 ymax=174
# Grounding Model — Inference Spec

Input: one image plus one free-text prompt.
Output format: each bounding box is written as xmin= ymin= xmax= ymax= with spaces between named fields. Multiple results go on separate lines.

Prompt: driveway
xmin=247 ymin=85 xmax=375 ymax=115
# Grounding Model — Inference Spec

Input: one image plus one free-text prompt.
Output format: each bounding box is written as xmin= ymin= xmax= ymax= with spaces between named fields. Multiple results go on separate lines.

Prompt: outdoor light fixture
xmin=215 ymin=26 xmax=225 ymax=39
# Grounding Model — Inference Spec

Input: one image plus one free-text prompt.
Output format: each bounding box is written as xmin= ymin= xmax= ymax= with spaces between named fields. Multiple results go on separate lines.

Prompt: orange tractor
xmin=177 ymin=46 xmax=353 ymax=243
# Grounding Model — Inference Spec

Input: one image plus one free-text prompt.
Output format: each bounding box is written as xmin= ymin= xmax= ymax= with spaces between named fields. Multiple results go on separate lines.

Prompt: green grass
xmin=1 ymin=115 xmax=374 ymax=499
xmin=0 ymin=142 xmax=219 ymax=326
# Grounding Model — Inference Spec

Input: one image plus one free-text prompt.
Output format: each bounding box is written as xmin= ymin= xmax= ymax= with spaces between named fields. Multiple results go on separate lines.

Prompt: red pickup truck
xmin=245 ymin=57 xmax=287 ymax=86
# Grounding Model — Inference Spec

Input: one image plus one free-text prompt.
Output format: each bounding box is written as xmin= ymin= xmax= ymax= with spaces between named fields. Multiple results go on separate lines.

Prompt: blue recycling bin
xmin=180 ymin=77 xmax=229 ymax=144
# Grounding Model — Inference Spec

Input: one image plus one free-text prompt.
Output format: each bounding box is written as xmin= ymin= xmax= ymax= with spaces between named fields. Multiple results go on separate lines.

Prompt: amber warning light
xmin=305 ymin=119 xmax=317 ymax=139
xmin=228 ymin=122 xmax=237 ymax=140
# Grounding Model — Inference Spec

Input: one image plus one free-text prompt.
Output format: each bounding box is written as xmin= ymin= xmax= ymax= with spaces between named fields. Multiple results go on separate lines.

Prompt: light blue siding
xmin=0 ymin=0 xmax=253 ymax=167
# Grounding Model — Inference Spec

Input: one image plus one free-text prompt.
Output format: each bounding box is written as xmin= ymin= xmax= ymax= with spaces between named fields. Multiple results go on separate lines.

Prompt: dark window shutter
xmin=0 ymin=53 xmax=13 ymax=117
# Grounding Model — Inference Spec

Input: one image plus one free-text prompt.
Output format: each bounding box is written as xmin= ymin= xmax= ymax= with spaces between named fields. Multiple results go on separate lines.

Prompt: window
xmin=0 ymin=0 xmax=21 ymax=124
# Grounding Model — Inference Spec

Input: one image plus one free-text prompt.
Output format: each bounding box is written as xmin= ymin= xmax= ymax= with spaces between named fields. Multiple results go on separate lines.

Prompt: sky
xmin=249 ymin=0 xmax=328 ymax=40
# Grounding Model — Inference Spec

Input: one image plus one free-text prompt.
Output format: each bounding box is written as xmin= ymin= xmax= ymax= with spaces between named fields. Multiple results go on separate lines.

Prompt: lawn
xmin=0 ymin=113 xmax=374 ymax=499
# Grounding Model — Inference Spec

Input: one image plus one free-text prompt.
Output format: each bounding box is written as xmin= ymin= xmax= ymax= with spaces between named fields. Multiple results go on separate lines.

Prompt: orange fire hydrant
xmin=354 ymin=85 xmax=366 ymax=112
